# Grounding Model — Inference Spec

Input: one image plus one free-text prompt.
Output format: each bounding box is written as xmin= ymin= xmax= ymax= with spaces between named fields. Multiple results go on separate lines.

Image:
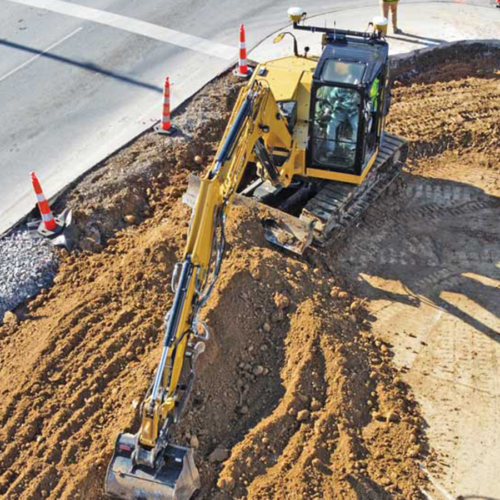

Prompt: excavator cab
xmin=307 ymin=31 xmax=389 ymax=181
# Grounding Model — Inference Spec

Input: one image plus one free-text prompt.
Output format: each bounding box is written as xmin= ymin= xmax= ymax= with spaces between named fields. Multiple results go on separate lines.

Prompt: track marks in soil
xmin=0 ymin=222 xmax=181 ymax=500
xmin=332 ymin=45 xmax=500 ymax=498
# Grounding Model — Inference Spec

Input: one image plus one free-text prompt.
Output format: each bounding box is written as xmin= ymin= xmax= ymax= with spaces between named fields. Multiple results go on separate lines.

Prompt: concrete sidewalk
xmin=250 ymin=3 xmax=500 ymax=61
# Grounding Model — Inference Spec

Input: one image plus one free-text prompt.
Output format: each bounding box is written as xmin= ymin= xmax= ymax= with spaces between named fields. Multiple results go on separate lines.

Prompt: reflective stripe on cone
xmin=31 ymin=172 xmax=56 ymax=231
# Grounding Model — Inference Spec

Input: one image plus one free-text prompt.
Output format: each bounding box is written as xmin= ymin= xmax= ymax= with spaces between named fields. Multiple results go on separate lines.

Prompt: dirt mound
xmin=0 ymin=199 xmax=425 ymax=500
xmin=5 ymin=43 xmax=497 ymax=500
xmin=389 ymin=43 xmax=500 ymax=164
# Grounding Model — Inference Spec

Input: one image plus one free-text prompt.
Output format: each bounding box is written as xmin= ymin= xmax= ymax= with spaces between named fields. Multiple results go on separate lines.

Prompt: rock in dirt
xmin=386 ymin=410 xmax=401 ymax=423
xmin=2 ymin=310 xmax=18 ymax=325
xmin=311 ymin=399 xmax=322 ymax=411
xmin=124 ymin=214 xmax=137 ymax=225
xmin=252 ymin=365 xmax=264 ymax=376
xmin=296 ymin=409 xmax=310 ymax=422
xmin=209 ymin=447 xmax=229 ymax=463
xmin=190 ymin=435 xmax=199 ymax=449
xmin=271 ymin=309 xmax=285 ymax=323
xmin=217 ymin=476 xmax=235 ymax=491
xmin=274 ymin=292 xmax=290 ymax=309
xmin=350 ymin=300 xmax=362 ymax=312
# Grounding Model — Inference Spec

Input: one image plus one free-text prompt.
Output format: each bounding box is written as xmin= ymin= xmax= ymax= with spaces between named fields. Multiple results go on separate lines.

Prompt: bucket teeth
xmin=105 ymin=433 xmax=200 ymax=500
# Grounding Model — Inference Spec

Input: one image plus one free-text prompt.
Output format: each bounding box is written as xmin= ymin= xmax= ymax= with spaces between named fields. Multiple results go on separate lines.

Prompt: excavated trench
xmin=0 ymin=43 xmax=498 ymax=500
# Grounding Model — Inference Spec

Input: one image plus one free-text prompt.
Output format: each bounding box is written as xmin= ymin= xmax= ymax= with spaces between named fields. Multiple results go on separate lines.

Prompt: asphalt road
xmin=0 ymin=0 xmax=494 ymax=234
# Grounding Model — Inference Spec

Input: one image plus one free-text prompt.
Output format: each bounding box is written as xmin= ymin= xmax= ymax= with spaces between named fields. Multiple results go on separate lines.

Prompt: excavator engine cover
xmin=106 ymin=433 xmax=200 ymax=500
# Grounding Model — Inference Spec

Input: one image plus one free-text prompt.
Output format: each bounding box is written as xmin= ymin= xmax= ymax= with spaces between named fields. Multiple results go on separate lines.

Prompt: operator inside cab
xmin=315 ymin=86 xmax=360 ymax=155
xmin=312 ymin=60 xmax=364 ymax=169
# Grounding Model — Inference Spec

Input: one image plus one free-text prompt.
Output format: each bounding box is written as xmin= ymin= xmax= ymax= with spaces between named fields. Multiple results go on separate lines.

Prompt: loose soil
xmin=1 ymin=43 xmax=498 ymax=500
xmin=330 ymin=43 xmax=500 ymax=498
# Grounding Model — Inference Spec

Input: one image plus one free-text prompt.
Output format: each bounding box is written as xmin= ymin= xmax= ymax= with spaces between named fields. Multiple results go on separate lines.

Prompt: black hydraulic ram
xmin=209 ymin=89 xmax=253 ymax=179
xmin=149 ymin=257 xmax=194 ymax=411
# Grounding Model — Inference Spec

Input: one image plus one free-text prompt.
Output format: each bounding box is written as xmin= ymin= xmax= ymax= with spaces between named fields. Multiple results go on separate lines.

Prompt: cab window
xmin=321 ymin=60 xmax=366 ymax=85
xmin=312 ymin=85 xmax=361 ymax=170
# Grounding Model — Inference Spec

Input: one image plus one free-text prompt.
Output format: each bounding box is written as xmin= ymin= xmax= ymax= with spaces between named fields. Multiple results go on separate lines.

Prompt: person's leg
xmin=381 ymin=0 xmax=390 ymax=20
xmin=391 ymin=3 xmax=399 ymax=31
xmin=348 ymin=114 xmax=359 ymax=149
xmin=326 ymin=121 xmax=339 ymax=149
xmin=326 ymin=115 xmax=344 ymax=152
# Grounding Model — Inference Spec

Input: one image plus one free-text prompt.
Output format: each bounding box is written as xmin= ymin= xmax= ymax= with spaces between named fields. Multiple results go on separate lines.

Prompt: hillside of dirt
xmin=1 ymin=42 xmax=498 ymax=500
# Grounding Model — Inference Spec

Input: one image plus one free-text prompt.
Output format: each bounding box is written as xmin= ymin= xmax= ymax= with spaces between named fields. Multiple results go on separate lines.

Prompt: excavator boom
xmin=106 ymin=9 xmax=407 ymax=499
xmin=106 ymin=81 xmax=300 ymax=500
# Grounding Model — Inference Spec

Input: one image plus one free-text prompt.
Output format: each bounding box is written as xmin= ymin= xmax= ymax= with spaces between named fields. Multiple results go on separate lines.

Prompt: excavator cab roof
xmin=290 ymin=20 xmax=389 ymax=89
xmin=314 ymin=35 xmax=389 ymax=89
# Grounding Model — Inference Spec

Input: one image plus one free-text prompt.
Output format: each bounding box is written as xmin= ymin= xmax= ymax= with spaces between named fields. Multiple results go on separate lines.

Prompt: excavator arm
xmin=106 ymin=79 xmax=296 ymax=500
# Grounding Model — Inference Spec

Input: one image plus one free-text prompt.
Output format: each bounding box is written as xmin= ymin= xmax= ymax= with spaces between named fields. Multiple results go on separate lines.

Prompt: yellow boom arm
xmin=133 ymin=79 xmax=296 ymax=466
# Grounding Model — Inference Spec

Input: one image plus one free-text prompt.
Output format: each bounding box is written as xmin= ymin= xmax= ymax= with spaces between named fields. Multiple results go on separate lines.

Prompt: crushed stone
xmin=0 ymin=229 xmax=58 ymax=322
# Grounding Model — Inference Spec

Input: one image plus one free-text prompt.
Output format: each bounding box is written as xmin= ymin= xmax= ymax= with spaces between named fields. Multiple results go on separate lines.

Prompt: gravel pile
xmin=0 ymin=229 xmax=58 ymax=322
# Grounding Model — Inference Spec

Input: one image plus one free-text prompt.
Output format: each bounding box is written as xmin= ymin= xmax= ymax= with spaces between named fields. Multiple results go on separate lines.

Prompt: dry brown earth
xmin=330 ymin=43 xmax=500 ymax=498
xmin=1 ymin=43 xmax=498 ymax=500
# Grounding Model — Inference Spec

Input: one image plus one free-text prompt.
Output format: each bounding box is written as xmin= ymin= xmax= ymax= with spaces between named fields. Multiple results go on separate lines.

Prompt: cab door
xmin=308 ymin=83 xmax=362 ymax=174
xmin=361 ymin=67 xmax=386 ymax=171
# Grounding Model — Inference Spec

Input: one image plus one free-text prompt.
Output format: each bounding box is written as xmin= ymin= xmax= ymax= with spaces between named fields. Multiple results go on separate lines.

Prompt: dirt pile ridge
xmin=4 ymin=41 xmax=498 ymax=500
xmin=0 ymin=198 xmax=426 ymax=500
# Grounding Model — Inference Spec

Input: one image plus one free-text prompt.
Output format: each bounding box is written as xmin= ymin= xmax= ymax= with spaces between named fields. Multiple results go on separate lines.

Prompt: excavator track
xmin=301 ymin=133 xmax=407 ymax=244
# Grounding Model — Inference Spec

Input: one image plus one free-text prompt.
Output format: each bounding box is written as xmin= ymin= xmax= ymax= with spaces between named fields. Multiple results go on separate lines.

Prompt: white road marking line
xmin=0 ymin=27 xmax=81 ymax=83
xmin=6 ymin=0 xmax=236 ymax=60
xmin=420 ymin=465 xmax=456 ymax=500
xmin=419 ymin=488 xmax=441 ymax=500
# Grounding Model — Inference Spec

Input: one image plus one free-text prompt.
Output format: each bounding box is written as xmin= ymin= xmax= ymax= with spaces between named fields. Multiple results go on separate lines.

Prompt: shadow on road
xmin=0 ymin=38 xmax=163 ymax=93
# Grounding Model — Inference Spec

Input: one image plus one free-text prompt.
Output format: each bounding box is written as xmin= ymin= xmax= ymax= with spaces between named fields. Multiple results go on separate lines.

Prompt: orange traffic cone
xmin=234 ymin=24 xmax=251 ymax=78
xmin=31 ymin=172 xmax=57 ymax=231
xmin=28 ymin=172 xmax=73 ymax=248
xmin=157 ymin=77 xmax=177 ymax=135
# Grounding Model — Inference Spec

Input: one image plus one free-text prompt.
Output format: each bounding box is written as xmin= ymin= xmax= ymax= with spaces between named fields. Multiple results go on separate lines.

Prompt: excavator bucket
xmin=105 ymin=433 xmax=200 ymax=500
xmin=183 ymin=174 xmax=314 ymax=255
xmin=261 ymin=216 xmax=314 ymax=255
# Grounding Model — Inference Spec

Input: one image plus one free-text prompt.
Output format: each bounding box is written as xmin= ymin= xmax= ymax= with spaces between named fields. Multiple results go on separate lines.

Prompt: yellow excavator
xmin=106 ymin=7 xmax=406 ymax=500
